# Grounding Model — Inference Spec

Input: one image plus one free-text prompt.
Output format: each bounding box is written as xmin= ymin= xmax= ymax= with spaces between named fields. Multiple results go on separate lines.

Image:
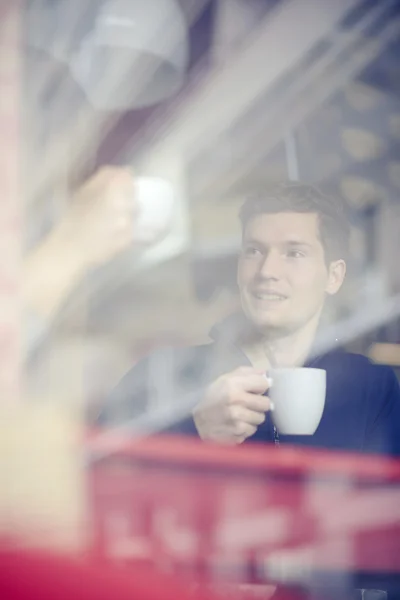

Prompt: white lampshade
xmin=27 ymin=0 xmax=189 ymax=111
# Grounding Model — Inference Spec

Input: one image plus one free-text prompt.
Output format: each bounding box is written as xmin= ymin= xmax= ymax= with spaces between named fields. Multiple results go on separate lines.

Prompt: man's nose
xmin=258 ymin=250 xmax=283 ymax=280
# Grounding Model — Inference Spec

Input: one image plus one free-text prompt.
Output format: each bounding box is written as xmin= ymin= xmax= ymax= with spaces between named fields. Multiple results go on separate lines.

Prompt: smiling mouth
xmin=252 ymin=292 xmax=288 ymax=301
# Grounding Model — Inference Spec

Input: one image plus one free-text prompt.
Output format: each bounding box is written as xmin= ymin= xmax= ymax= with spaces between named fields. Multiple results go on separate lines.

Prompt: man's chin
xmin=250 ymin=313 xmax=287 ymax=335
xmin=257 ymin=321 xmax=286 ymax=336
xmin=241 ymin=302 xmax=288 ymax=335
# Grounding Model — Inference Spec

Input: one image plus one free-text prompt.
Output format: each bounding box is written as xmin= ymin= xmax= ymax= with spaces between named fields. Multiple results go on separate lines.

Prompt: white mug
xmin=269 ymin=368 xmax=326 ymax=435
xmin=134 ymin=176 xmax=175 ymax=244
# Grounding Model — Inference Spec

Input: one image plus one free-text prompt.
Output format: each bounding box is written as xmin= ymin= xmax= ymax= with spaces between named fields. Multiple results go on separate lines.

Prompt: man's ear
xmin=326 ymin=259 xmax=346 ymax=296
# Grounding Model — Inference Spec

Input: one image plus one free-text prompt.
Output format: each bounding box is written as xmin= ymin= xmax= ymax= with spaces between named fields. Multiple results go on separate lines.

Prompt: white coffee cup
xmin=269 ymin=368 xmax=326 ymax=435
xmin=134 ymin=176 xmax=175 ymax=244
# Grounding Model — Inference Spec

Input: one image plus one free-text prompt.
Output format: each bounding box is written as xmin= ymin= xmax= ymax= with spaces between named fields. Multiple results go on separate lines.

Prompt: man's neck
xmin=243 ymin=311 xmax=322 ymax=369
xmin=264 ymin=316 xmax=320 ymax=368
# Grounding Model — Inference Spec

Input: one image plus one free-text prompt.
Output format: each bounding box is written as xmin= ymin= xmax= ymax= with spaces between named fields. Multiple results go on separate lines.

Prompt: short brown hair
xmin=239 ymin=181 xmax=350 ymax=263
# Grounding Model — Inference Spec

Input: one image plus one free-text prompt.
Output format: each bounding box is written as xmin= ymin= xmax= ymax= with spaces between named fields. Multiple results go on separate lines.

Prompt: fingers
xmin=227 ymin=405 xmax=266 ymax=426
xmin=105 ymin=169 xmax=135 ymax=214
xmin=237 ymin=373 xmax=270 ymax=395
xmin=113 ymin=226 xmax=134 ymax=252
xmin=230 ymin=366 xmax=270 ymax=393
xmin=75 ymin=166 xmax=134 ymax=211
xmin=235 ymin=392 xmax=272 ymax=413
xmin=92 ymin=166 xmax=135 ymax=233
xmin=64 ymin=166 xmax=139 ymax=268
xmin=114 ymin=214 xmax=133 ymax=234
xmin=193 ymin=367 xmax=273 ymax=445
xmin=101 ymin=168 xmax=138 ymax=234
xmin=87 ymin=166 xmax=134 ymax=204
xmin=232 ymin=422 xmax=258 ymax=442
xmin=218 ymin=369 xmax=270 ymax=401
xmin=97 ymin=165 xmax=133 ymax=187
xmin=221 ymin=393 xmax=272 ymax=445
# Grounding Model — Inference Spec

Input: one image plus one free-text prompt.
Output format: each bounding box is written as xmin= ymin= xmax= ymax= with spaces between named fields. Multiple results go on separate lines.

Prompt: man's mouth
xmin=252 ymin=291 xmax=288 ymax=302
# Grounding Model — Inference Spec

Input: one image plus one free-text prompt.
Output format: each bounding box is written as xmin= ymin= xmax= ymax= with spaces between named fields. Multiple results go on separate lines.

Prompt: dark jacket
xmin=99 ymin=315 xmax=400 ymax=456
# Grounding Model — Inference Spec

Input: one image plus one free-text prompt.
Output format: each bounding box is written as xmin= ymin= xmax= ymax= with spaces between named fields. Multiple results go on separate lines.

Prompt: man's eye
xmin=244 ymin=246 xmax=261 ymax=257
xmin=286 ymin=250 xmax=305 ymax=259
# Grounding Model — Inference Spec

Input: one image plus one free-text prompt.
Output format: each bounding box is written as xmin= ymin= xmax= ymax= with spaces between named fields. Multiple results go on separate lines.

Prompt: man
xmin=100 ymin=181 xmax=400 ymax=456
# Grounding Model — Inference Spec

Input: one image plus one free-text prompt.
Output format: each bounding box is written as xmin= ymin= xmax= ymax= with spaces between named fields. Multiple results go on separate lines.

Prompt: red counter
xmin=87 ymin=434 xmax=400 ymax=592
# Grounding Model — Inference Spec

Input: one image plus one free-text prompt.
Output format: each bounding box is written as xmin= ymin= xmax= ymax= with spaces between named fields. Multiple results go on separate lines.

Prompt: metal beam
xmin=135 ymin=0 xmax=362 ymax=159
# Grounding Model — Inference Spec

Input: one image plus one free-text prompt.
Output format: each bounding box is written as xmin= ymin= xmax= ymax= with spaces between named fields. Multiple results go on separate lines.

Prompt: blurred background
xmin=0 ymin=1 xmax=397 ymax=595
xmin=24 ymin=0 xmax=400 ymax=413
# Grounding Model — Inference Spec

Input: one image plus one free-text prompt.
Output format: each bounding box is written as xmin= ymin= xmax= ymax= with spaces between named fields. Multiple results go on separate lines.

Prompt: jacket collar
xmin=209 ymin=311 xmax=344 ymax=367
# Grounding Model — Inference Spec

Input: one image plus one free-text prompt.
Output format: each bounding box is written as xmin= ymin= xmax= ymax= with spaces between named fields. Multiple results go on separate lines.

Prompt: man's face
xmin=237 ymin=212 xmax=345 ymax=336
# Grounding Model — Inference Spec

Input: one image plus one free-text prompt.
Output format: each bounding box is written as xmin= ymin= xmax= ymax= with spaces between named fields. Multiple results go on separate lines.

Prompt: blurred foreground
xmin=2 ymin=1 xmax=400 ymax=599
